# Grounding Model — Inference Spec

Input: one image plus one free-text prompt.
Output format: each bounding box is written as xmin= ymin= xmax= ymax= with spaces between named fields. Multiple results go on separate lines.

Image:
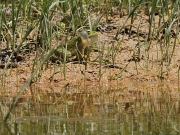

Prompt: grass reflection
xmin=0 ymin=85 xmax=180 ymax=134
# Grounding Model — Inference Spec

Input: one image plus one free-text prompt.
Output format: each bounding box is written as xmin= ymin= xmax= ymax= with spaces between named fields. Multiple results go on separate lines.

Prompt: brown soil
xmin=1 ymin=11 xmax=180 ymax=97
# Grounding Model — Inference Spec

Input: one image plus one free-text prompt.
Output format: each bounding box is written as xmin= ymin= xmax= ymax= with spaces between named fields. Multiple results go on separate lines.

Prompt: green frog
xmin=50 ymin=31 xmax=98 ymax=63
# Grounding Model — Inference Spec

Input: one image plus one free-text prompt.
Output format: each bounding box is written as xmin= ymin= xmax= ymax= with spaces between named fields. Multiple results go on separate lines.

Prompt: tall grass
xmin=1 ymin=0 xmax=180 ymax=121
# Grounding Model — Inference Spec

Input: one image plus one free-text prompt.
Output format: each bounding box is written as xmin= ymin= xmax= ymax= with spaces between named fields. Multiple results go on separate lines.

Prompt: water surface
xmin=1 ymin=85 xmax=180 ymax=135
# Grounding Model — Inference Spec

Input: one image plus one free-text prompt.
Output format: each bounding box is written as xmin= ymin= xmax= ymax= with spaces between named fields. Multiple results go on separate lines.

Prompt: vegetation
xmin=0 ymin=0 xmax=180 ymax=134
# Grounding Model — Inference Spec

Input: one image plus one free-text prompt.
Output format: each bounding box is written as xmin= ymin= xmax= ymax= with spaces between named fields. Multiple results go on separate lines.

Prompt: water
xmin=1 ymin=86 xmax=180 ymax=135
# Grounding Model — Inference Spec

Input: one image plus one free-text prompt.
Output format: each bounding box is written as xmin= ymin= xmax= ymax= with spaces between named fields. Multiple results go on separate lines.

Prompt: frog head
xmin=79 ymin=31 xmax=98 ymax=47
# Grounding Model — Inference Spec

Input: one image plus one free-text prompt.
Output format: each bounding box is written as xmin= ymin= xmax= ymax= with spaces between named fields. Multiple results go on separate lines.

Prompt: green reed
xmin=1 ymin=0 xmax=180 ymax=121
xmin=114 ymin=0 xmax=144 ymax=40
xmin=156 ymin=0 xmax=179 ymax=77
xmin=147 ymin=0 xmax=158 ymax=41
xmin=4 ymin=45 xmax=57 ymax=121
xmin=98 ymin=41 xmax=105 ymax=81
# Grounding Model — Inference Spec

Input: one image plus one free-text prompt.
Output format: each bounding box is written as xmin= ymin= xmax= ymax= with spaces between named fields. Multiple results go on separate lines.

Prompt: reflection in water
xmin=0 ymin=86 xmax=180 ymax=134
